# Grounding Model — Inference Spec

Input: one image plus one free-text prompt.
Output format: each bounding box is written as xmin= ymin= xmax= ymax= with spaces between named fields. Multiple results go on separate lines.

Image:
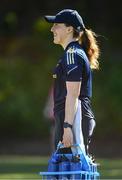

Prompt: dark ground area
xmin=0 ymin=138 xmax=121 ymax=158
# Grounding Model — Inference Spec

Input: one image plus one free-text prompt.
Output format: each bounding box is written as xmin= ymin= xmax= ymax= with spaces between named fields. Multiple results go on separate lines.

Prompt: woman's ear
xmin=67 ymin=26 xmax=73 ymax=34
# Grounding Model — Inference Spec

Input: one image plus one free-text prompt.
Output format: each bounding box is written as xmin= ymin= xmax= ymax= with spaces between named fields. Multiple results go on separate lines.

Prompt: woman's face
xmin=51 ymin=23 xmax=70 ymax=46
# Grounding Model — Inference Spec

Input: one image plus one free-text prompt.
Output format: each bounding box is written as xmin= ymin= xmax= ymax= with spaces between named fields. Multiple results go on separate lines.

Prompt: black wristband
xmin=63 ymin=122 xmax=72 ymax=129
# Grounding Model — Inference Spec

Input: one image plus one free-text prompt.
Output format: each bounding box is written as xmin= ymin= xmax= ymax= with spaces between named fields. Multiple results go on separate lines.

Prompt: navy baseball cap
xmin=44 ymin=9 xmax=85 ymax=32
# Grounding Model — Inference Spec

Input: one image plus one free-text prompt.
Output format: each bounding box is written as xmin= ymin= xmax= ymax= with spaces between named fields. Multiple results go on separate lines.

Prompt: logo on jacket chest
xmin=53 ymin=74 xmax=57 ymax=79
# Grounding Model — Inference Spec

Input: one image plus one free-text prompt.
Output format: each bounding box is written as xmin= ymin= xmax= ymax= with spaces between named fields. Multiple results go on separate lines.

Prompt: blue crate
xmin=39 ymin=157 xmax=100 ymax=179
xmin=39 ymin=144 xmax=100 ymax=179
xmin=39 ymin=165 xmax=100 ymax=179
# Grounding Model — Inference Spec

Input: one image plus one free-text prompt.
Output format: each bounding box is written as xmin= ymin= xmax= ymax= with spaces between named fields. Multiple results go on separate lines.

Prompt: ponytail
xmin=81 ymin=29 xmax=100 ymax=70
xmin=65 ymin=23 xmax=100 ymax=70
xmin=73 ymin=28 xmax=100 ymax=70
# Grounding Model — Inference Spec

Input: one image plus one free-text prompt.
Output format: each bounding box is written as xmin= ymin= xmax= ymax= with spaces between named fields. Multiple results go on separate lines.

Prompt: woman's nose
xmin=51 ymin=25 xmax=54 ymax=32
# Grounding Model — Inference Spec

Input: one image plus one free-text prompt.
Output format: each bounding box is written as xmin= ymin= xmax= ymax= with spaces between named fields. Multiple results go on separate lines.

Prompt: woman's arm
xmin=62 ymin=81 xmax=81 ymax=147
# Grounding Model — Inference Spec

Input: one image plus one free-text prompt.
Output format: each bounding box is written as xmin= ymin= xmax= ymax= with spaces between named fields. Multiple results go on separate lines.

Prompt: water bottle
xmin=90 ymin=163 xmax=98 ymax=180
xmin=70 ymin=155 xmax=82 ymax=179
xmin=47 ymin=154 xmax=60 ymax=180
xmin=59 ymin=155 xmax=70 ymax=180
xmin=81 ymin=154 xmax=90 ymax=171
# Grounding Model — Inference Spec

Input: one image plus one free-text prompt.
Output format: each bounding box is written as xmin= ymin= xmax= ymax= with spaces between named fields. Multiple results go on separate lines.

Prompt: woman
xmin=44 ymin=9 xmax=100 ymax=154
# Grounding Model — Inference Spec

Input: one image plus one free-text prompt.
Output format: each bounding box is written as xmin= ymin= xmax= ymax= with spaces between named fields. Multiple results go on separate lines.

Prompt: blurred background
xmin=0 ymin=0 xmax=122 ymax=179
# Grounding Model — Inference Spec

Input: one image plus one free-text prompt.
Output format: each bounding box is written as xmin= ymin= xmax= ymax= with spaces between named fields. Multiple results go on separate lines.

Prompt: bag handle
xmin=57 ymin=142 xmax=81 ymax=150
xmin=57 ymin=142 xmax=90 ymax=170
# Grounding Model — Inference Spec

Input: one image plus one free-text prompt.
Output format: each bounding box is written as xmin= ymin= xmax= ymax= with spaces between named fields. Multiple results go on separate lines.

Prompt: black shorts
xmin=54 ymin=110 xmax=65 ymax=149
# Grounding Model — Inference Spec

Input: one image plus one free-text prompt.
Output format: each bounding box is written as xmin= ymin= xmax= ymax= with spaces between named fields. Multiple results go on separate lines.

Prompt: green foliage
xmin=92 ymin=53 xmax=122 ymax=139
xmin=0 ymin=58 xmax=50 ymax=138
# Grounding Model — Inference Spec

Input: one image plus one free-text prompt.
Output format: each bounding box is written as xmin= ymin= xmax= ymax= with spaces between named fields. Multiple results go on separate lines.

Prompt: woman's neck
xmin=61 ymin=38 xmax=77 ymax=50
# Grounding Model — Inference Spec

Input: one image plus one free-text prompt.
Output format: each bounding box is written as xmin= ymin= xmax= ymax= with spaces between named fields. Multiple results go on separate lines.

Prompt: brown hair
xmin=65 ymin=24 xmax=100 ymax=70
xmin=75 ymin=29 xmax=100 ymax=70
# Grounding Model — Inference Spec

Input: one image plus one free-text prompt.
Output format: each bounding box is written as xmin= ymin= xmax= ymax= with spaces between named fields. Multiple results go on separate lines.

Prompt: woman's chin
xmin=53 ymin=39 xmax=59 ymax=44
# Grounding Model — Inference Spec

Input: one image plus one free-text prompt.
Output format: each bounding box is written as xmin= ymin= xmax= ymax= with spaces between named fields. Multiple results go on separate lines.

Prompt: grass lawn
xmin=0 ymin=155 xmax=122 ymax=179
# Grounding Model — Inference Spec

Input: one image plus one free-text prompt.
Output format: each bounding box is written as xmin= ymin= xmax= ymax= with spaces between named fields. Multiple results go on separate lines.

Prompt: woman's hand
xmin=62 ymin=128 xmax=73 ymax=147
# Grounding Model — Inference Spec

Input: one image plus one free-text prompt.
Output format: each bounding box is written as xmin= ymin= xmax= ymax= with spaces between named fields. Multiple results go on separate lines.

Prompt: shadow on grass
xmin=0 ymin=164 xmax=47 ymax=174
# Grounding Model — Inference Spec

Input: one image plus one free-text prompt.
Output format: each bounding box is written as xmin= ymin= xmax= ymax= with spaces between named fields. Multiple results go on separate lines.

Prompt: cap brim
xmin=44 ymin=16 xmax=56 ymax=23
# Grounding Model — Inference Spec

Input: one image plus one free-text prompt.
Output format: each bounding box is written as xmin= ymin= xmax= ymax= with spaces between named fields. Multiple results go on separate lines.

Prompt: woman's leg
xmin=81 ymin=97 xmax=96 ymax=154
